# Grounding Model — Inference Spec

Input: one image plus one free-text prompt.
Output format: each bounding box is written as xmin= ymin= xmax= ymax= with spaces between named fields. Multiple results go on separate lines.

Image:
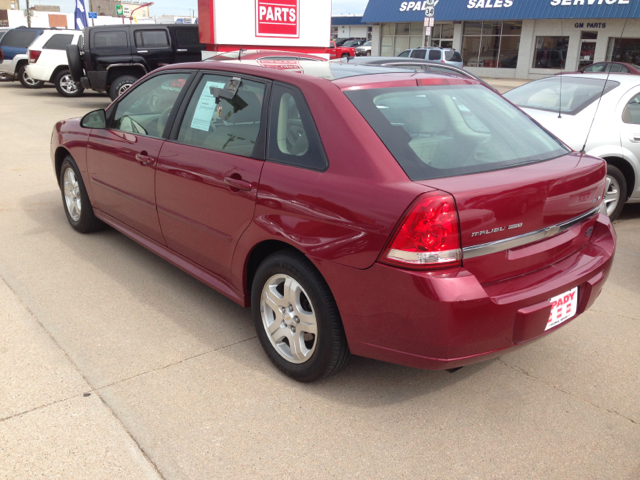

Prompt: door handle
xmin=224 ymin=176 xmax=252 ymax=191
xmin=176 ymin=48 xmax=187 ymax=52
xmin=135 ymin=153 xmax=155 ymax=166
xmin=137 ymin=50 xmax=148 ymax=53
xmin=633 ymin=134 xmax=640 ymax=142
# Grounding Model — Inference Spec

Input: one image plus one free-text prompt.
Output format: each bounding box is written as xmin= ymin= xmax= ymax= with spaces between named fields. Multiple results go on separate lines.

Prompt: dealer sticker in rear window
xmin=546 ymin=287 xmax=578 ymax=331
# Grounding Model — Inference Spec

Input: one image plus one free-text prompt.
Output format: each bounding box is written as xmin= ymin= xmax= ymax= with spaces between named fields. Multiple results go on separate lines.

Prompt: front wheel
xmin=18 ymin=65 xmax=44 ymax=89
xmin=54 ymin=69 xmax=84 ymax=97
xmin=366 ymin=51 xmax=371 ymax=56
xmin=59 ymin=156 xmax=105 ymax=233
xmin=251 ymin=251 xmax=350 ymax=382
xmin=604 ymin=164 xmax=627 ymax=221
xmin=109 ymin=74 xmax=138 ymax=101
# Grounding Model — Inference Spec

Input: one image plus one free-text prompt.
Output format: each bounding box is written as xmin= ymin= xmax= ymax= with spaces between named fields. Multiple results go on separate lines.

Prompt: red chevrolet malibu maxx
xmin=51 ymin=61 xmax=616 ymax=382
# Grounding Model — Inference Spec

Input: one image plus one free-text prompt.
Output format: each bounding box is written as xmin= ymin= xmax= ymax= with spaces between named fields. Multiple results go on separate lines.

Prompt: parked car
xmin=51 ymin=61 xmax=615 ymax=382
xmin=342 ymin=38 xmax=367 ymax=47
xmin=334 ymin=38 xmax=353 ymax=47
xmin=505 ymin=73 xmax=640 ymax=220
xmin=339 ymin=56 xmax=498 ymax=92
xmin=326 ymin=41 xmax=356 ymax=59
xmin=355 ymin=41 xmax=371 ymax=56
xmin=26 ymin=29 xmax=84 ymax=97
xmin=558 ymin=61 xmax=640 ymax=76
xmin=398 ymin=47 xmax=463 ymax=68
xmin=67 ymin=24 xmax=204 ymax=100
xmin=0 ymin=27 xmax=10 ymax=42
xmin=0 ymin=27 xmax=47 ymax=88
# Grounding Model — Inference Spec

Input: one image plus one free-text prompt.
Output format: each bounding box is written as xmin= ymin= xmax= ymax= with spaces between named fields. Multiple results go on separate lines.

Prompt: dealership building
xmin=363 ymin=0 xmax=640 ymax=79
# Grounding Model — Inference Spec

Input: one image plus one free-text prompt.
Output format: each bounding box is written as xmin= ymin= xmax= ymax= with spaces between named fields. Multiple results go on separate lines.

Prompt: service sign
xmin=208 ymin=0 xmax=331 ymax=47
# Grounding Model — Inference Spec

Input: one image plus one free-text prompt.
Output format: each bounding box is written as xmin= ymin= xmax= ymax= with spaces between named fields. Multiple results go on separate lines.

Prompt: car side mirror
xmin=81 ymin=109 xmax=107 ymax=129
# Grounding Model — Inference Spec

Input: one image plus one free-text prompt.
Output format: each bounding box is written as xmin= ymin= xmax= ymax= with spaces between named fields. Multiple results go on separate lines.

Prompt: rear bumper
xmin=25 ymin=64 xmax=54 ymax=82
xmin=317 ymin=214 xmax=616 ymax=370
xmin=0 ymin=58 xmax=18 ymax=75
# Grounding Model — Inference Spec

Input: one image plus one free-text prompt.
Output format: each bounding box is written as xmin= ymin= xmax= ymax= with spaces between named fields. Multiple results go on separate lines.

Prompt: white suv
xmin=26 ymin=29 xmax=84 ymax=97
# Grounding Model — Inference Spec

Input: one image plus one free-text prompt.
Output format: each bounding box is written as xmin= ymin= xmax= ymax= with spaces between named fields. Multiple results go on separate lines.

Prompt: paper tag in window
xmin=191 ymin=80 xmax=226 ymax=132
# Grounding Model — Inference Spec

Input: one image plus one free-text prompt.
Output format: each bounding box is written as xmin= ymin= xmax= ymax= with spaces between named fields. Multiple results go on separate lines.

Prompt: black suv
xmin=67 ymin=24 xmax=204 ymax=100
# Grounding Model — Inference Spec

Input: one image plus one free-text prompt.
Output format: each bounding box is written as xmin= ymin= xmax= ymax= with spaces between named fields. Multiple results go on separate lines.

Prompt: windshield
xmin=504 ymin=76 xmax=620 ymax=115
xmin=345 ymin=85 xmax=569 ymax=181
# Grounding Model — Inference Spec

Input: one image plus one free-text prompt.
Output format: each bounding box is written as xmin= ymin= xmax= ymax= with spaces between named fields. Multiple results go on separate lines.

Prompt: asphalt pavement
xmin=0 ymin=81 xmax=638 ymax=479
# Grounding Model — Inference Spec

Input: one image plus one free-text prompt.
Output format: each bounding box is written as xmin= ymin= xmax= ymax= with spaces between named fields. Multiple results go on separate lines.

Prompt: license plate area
xmin=546 ymin=287 xmax=578 ymax=331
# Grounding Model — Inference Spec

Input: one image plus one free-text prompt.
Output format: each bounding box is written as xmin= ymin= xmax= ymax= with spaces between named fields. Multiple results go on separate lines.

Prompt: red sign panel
xmin=255 ymin=0 xmax=299 ymax=38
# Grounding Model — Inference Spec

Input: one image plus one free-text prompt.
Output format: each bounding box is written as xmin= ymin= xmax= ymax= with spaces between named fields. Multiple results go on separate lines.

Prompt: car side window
xmin=584 ymin=63 xmax=606 ymax=73
xmin=609 ymin=63 xmax=628 ymax=73
xmin=134 ymin=30 xmax=170 ymax=48
xmin=112 ymin=73 xmax=188 ymax=138
xmin=329 ymin=42 xmax=335 ymax=48
xmin=622 ymin=93 xmax=640 ymax=124
xmin=410 ymin=49 xmax=426 ymax=59
xmin=176 ymin=29 xmax=200 ymax=46
xmin=267 ymin=84 xmax=328 ymax=171
xmin=428 ymin=50 xmax=441 ymax=61
xmin=398 ymin=50 xmax=410 ymax=57
xmin=94 ymin=31 xmax=128 ymax=48
xmin=177 ymin=75 xmax=266 ymax=158
xmin=43 ymin=34 xmax=74 ymax=50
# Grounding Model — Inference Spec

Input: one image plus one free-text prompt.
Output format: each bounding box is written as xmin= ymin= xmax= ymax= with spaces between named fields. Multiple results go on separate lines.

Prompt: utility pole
xmin=25 ymin=0 xmax=30 ymax=27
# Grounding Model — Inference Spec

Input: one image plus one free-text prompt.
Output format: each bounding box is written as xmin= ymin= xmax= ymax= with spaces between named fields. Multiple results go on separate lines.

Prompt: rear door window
xmin=1 ymin=29 xmax=39 ymax=47
xmin=446 ymin=50 xmax=462 ymax=62
xmin=176 ymin=29 xmax=200 ymax=47
xmin=43 ymin=34 xmax=74 ymax=50
xmin=134 ymin=29 xmax=170 ymax=48
xmin=94 ymin=30 xmax=128 ymax=48
xmin=345 ymin=85 xmax=568 ymax=181
xmin=410 ymin=49 xmax=426 ymax=59
xmin=267 ymin=84 xmax=327 ymax=171
xmin=428 ymin=50 xmax=441 ymax=61
xmin=177 ymin=75 xmax=266 ymax=158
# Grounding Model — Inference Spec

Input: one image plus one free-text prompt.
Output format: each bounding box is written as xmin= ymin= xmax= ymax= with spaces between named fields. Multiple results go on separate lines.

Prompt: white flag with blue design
xmin=74 ymin=0 xmax=89 ymax=30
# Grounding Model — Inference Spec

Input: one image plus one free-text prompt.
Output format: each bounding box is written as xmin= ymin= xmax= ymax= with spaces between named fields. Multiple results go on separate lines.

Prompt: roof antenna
xmin=558 ymin=18 xmax=564 ymax=119
xmin=238 ymin=48 xmax=244 ymax=61
xmin=581 ymin=1 xmax=632 ymax=154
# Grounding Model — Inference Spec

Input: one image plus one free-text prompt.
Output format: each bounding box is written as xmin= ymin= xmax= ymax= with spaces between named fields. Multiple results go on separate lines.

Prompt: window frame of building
xmin=381 ymin=23 xmax=424 ymax=57
xmin=533 ymin=36 xmax=570 ymax=70
xmin=462 ymin=21 xmax=521 ymax=69
xmin=426 ymin=23 xmax=454 ymax=49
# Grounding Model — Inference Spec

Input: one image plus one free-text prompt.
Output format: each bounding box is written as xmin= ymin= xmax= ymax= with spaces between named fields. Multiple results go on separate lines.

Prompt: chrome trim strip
xmin=462 ymin=206 xmax=601 ymax=260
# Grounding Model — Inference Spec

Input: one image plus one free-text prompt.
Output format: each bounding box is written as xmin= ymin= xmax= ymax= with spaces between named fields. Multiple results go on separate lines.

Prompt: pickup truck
xmin=67 ymin=24 xmax=204 ymax=100
xmin=326 ymin=41 xmax=356 ymax=60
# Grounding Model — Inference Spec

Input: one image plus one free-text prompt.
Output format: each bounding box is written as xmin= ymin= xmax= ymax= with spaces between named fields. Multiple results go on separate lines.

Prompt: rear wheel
xmin=54 ymin=69 xmax=84 ymax=97
xmin=366 ymin=50 xmax=371 ymax=56
xmin=341 ymin=53 xmax=350 ymax=58
xmin=251 ymin=251 xmax=350 ymax=382
xmin=604 ymin=164 xmax=627 ymax=220
xmin=109 ymin=75 xmax=138 ymax=101
xmin=18 ymin=65 xmax=44 ymax=89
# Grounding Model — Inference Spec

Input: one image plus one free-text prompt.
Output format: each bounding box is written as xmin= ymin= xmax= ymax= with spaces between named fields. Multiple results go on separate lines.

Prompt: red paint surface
xmin=51 ymin=64 xmax=617 ymax=371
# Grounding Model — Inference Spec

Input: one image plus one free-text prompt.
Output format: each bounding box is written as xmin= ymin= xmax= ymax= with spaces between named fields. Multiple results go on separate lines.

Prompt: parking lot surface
xmin=0 ymin=82 xmax=639 ymax=479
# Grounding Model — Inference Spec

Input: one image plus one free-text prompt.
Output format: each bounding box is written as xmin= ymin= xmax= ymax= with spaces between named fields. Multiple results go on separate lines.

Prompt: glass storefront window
xmin=533 ymin=36 xmax=569 ymax=69
xmin=607 ymin=38 xmax=640 ymax=65
xmin=428 ymin=22 xmax=455 ymax=48
xmin=381 ymin=22 xmax=424 ymax=57
xmin=463 ymin=21 xmax=521 ymax=69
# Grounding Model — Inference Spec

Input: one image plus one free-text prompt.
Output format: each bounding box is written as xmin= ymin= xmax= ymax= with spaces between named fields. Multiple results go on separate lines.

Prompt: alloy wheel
xmin=604 ymin=174 xmax=620 ymax=217
xmin=63 ymin=167 xmax=82 ymax=222
xmin=60 ymin=74 xmax=79 ymax=94
xmin=22 ymin=70 xmax=38 ymax=86
xmin=260 ymin=274 xmax=318 ymax=364
xmin=118 ymin=83 xmax=132 ymax=96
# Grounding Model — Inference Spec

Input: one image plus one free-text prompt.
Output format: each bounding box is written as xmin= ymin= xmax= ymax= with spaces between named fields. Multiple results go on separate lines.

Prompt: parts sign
xmin=256 ymin=0 xmax=299 ymax=38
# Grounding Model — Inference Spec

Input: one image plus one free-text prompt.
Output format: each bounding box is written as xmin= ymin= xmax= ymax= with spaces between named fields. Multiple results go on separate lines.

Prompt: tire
xmin=65 ymin=44 xmax=83 ymax=82
xmin=341 ymin=53 xmax=350 ymax=58
xmin=18 ymin=65 xmax=44 ymax=89
xmin=54 ymin=69 xmax=84 ymax=97
xmin=366 ymin=51 xmax=371 ymax=56
xmin=604 ymin=164 xmax=627 ymax=221
xmin=109 ymin=75 xmax=138 ymax=101
xmin=59 ymin=156 xmax=105 ymax=233
xmin=251 ymin=251 xmax=351 ymax=382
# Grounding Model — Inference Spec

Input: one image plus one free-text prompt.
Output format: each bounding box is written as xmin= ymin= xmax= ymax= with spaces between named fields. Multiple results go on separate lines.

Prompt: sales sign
xmin=255 ymin=0 xmax=299 ymax=38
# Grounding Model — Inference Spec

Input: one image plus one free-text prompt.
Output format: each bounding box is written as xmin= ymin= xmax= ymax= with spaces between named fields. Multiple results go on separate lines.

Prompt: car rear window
xmin=43 ymin=34 xmax=74 ymax=50
xmin=176 ymin=29 xmax=200 ymax=46
xmin=1 ymin=29 xmax=39 ymax=48
xmin=504 ymin=77 xmax=620 ymax=115
xmin=446 ymin=50 xmax=462 ymax=62
xmin=94 ymin=30 xmax=128 ymax=49
xmin=345 ymin=85 xmax=569 ymax=181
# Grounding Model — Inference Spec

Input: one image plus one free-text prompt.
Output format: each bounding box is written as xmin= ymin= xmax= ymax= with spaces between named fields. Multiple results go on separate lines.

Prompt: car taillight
xmin=381 ymin=192 xmax=461 ymax=269
xmin=29 ymin=50 xmax=41 ymax=63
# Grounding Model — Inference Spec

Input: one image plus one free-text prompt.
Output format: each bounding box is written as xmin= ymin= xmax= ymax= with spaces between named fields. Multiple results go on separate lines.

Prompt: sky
xmin=46 ymin=0 xmax=370 ymax=17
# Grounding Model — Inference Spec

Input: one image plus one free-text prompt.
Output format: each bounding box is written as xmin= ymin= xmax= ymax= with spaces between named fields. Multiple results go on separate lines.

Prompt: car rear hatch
xmin=342 ymin=77 xmax=606 ymax=283
xmin=419 ymin=153 xmax=605 ymax=284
